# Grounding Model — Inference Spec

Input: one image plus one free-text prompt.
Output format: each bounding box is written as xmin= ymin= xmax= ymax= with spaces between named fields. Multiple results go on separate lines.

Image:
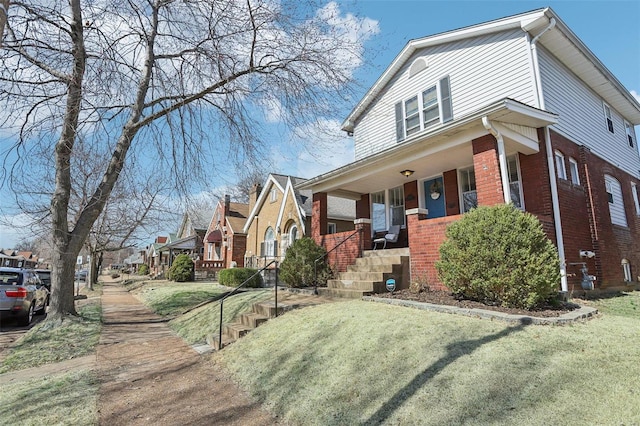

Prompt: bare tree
xmin=0 ymin=1 xmax=377 ymax=321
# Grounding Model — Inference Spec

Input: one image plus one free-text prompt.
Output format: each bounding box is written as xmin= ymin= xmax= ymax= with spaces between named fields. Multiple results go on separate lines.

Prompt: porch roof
xmin=298 ymin=99 xmax=557 ymax=199
xmin=161 ymin=234 xmax=198 ymax=251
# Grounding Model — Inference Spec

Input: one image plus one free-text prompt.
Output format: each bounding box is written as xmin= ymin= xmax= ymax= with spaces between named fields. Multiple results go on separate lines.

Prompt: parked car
xmin=0 ymin=267 xmax=49 ymax=326
xmin=75 ymin=269 xmax=88 ymax=281
xmin=35 ymin=269 xmax=52 ymax=292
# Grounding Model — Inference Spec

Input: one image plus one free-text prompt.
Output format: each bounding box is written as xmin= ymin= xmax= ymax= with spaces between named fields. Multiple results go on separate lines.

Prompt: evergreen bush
xmin=218 ymin=268 xmax=263 ymax=288
xmin=280 ymin=237 xmax=330 ymax=288
xmin=138 ymin=264 xmax=149 ymax=275
xmin=168 ymin=254 xmax=194 ymax=282
xmin=436 ymin=204 xmax=560 ymax=309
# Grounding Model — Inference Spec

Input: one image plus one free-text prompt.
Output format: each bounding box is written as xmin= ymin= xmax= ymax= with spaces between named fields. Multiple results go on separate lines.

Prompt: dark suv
xmin=0 ymin=267 xmax=49 ymax=326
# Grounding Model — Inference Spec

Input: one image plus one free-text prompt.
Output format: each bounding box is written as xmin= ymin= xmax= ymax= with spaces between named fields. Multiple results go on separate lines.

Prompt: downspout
xmin=529 ymin=17 xmax=568 ymax=293
xmin=482 ymin=117 xmax=511 ymax=204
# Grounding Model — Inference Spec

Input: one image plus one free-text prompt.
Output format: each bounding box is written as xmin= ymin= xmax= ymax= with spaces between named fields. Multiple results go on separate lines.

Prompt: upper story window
xmin=569 ymin=157 xmax=580 ymax=185
xmin=603 ymin=103 xmax=614 ymax=134
xmin=270 ymin=188 xmax=278 ymax=203
xmin=605 ymin=174 xmax=627 ymax=227
xmin=554 ymin=150 xmax=567 ymax=180
xmin=395 ymin=75 xmax=453 ymax=142
xmin=625 ymin=121 xmax=636 ymax=148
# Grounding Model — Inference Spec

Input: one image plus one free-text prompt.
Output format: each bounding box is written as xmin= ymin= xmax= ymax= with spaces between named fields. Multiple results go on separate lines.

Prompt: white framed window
xmin=603 ymin=102 xmax=614 ymax=134
xmin=327 ymin=223 xmax=337 ymax=234
xmin=622 ymin=259 xmax=632 ymax=282
xmin=507 ymin=155 xmax=524 ymax=210
xmin=270 ymin=188 xmax=278 ymax=203
xmin=459 ymin=167 xmax=477 ymax=213
xmin=631 ymin=183 xmax=640 ymax=216
xmin=394 ymin=75 xmax=453 ymax=142
xmin=605 ymin=174 xmax=627 ymax=227
xmin=289 ymin=224 xmax=298 ymax=245
xmin=370 ymin=186 xmax=405 ymax=232
xmin=554 ymin=150 xmax=567 ymax=180
xmin=207 ymin=243 xmax=213 ymax=260
xmin=569 ymin=157 xmax=580 ymax=185
xmin=625 ymin=121 xmax=636 ymax=148
xmin=262 ymin=227 xmax=277 ymax=257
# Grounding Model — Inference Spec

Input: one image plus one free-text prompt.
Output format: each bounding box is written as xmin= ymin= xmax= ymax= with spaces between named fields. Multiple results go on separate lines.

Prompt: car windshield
xmin=0 ymin=271 xmax=21 ymax=286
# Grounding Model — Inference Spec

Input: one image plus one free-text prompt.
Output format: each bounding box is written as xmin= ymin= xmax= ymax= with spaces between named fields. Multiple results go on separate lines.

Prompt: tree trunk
xmin=49 ymin=242 xmax=79 ymax=319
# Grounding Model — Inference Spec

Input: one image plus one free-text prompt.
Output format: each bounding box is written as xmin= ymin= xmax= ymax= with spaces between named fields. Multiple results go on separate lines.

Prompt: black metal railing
xmin=313 ymin=227 xmax=363 ymax=294
xmin=218 ymin=260 xmax=278 ymax=350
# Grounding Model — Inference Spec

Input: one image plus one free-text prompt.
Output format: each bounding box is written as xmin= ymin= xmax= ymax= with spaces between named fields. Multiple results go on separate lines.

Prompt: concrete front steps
xmin=319 ymin=248 xmax=410 ymax=299
xmin=208 ymin=293 xmax=333 ymax=350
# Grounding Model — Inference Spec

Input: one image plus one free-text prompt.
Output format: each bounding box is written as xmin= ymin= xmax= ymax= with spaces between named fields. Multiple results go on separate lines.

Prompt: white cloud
xmin=631 ymin=90 xmax=640 ymax=104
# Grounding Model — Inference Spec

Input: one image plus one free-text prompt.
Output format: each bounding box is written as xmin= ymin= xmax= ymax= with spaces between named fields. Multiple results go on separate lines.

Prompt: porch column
xmin=472 ymin=135 xmax=505 ymax=206
xmin=312 ymin=192 xmax=328 ymax=242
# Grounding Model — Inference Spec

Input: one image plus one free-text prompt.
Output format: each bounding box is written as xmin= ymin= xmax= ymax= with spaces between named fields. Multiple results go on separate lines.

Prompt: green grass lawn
xmin=220 ymin=292 xmax=640 ymax=425
xmin=133 ymin=281 xmax=230 ymax=316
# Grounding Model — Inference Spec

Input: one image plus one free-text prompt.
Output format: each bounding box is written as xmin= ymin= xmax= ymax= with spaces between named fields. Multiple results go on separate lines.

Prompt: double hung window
xmin=459 ymin=167 xmax=477 ymax=213
xmin=625 ymin=121 xmax=636 ymax=148
xmin=569 ymin=158 xmax=580 ymax=185
xmin=507 ymin=156 xmax=523 ymax=209
xmin=603 ymin=103 xmax=614 ymax=134
xmin=554 ymin=151 xmax=567 ymax=180
xmin=395 ymin=76 xmax=453 ymax=142
xmin=371 ymin=186 xmax=405 ymax=232
xmin=605 ymin=174 xmax=627 ymax=227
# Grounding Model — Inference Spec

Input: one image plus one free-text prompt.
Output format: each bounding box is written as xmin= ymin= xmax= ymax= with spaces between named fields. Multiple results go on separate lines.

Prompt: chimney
xmin=249 ymin=183 xmax=262 ymax=212
xmin=224 ymin=194 xmax=231 ymax=217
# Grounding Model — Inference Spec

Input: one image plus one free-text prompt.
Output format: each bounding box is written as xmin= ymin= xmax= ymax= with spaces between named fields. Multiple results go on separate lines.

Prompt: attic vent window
xmin=409 ymin=58 xmax=427 ymax=77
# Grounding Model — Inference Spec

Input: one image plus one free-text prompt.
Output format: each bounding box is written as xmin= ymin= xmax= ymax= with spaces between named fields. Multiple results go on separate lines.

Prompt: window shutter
xmin=395 ymin=102 xmax=404 ymax=142
xmin=260 ymin=241 xmax=265 ymax=257
xmin=440 ymin=76 xmax=453 ymax=123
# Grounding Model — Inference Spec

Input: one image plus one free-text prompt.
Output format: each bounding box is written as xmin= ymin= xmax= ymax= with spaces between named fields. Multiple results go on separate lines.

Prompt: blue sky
xmin=1 ymin=0 xmax=639 ymax=248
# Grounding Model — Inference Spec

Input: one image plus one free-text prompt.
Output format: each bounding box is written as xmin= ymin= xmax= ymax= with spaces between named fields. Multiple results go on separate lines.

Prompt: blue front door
xmin=424 ymin=177 xmax=446 ymax=218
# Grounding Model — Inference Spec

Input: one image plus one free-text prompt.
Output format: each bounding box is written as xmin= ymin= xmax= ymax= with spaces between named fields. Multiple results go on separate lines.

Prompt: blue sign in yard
xmin=386 ymin=278 xmax=396 ymax=292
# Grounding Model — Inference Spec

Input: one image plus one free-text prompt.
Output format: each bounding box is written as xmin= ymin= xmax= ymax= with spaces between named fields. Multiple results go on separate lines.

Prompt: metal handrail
xmin=218 ymin=260 xmax=278 ymax=349
xmin=313 ymin=227 xmax=363 ymax=294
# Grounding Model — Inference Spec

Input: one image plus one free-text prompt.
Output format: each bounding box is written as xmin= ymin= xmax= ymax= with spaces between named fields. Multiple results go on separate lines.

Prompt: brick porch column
xmin=472 ymin=135 xmax=505 ymax=206
xmin=312 ymin=192 xmax=328 ymax=242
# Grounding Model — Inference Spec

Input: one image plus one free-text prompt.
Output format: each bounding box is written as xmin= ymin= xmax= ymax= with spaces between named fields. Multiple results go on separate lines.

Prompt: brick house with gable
xmin=298 ymin=7 xmax=640 ymax=295
xmin=202 ymin=195 xmax=249 ymax=272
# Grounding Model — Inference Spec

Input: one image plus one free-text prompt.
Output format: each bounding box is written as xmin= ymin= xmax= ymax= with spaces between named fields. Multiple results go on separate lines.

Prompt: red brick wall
xmin=404 ymin=180 xmax=419 ymax=210
xmin=443 ymin=169 xmax=460 ymax=215
xmin=229 ymin=235 xmax=247 ymax=268
xmin=315 ymin=222 xmax=370 ymax=273
xmin=407 ymin=213 xmax=462 ymax=291
xmin=356 ymin=194 xmax=370 ymax=219
xmin=472 ymin=135 xmax=504 ymax=206
xmin=312 ymin=192 xmax=328 ymax=240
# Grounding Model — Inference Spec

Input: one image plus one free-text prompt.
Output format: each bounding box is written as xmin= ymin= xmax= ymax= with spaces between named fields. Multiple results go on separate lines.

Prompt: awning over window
xmin=206 ymin=230 xmax=222 ymax=243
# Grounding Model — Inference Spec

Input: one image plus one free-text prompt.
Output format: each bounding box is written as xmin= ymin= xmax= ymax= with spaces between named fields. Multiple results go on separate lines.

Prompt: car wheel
xmin=17 ymin=303 xmax=34 ymax=326
xmin=35 ymin=297 xmax=48 ymax=315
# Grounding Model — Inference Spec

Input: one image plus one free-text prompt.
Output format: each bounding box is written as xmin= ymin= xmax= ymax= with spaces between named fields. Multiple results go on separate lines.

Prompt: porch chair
xmin=373 ymin=225 xmax=400 ymax=250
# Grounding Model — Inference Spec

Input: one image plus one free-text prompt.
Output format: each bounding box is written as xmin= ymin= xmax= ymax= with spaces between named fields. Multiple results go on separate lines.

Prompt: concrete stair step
xmin=317 ymin=287 xmax=373 ymax=299
xmin=353 ymin=255 xmax=406 ymax=267
xmin=347 ymin=263 xmax=395 ymax=273
xmin=363 ymin=248 xmax=410 ymax=258
xmin=338 ymin=271 xmax=390 ymax=281
xmin=207 ymin=333 xmax=236 ymax=351
xmin=327 ymin=279 xmax=389 ymax=293
xmin=224 ymin=322 xmax=252 ymax=340
xmin=253 ymin=302 xmax=292 ymax=318
xmin=240 ymin=312 xmax=270 ymax=328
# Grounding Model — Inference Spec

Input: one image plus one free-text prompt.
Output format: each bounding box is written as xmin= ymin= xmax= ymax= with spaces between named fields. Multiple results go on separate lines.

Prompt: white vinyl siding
xmin=538 ymin=47 xmax=640 ymax=178
xmin=354 ymin=29 xmax=535 ymax=160
xmin=604 ymin=175 xmax=627 ymax=227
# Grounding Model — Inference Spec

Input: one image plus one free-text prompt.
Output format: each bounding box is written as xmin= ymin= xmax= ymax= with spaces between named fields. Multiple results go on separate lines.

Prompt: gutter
xmin=482 ymin=117 xmax=511 ymax=204
xmin=529 ymin=17 xmax=569 ymax=293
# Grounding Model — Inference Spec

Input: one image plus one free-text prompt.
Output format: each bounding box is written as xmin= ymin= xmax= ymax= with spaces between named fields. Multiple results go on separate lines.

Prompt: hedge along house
xmin=201 ymin=195 xmax=249 ymax=274
xmin=298 ymin=7 xmax=640 ymax=294
xmin=243 ymin=174 xmax=354 ymax=270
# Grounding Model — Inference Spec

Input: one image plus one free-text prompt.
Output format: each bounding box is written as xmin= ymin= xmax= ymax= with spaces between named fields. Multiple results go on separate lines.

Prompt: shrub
xmin=279 ymin=237 xmax=330 ymax=288
xmin=138 ymin=264 xmax=149 ymax=275
xmin=436 ymin=204 xmax=560 ymax=309
xmin=168 ymin=254 xmax=194 ymax=282
xmin=218 ymin=268 xmax=263 ymax=288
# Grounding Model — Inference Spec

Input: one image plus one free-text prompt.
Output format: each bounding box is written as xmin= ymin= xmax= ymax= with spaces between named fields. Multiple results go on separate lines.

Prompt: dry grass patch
xmin=135 ymin=282 xmax=229 ymax=316
xmin=169 ymin=290 xmax=272 ymax=344
xmin=0 ymin=369 xmax=98 ymax=425
xmin=221 ymin=300 xmax=640 ymax=425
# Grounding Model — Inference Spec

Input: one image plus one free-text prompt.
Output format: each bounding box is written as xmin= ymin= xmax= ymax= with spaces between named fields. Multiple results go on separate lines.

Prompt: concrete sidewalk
xmin=97 ymin=280 xmax=280 ymax=426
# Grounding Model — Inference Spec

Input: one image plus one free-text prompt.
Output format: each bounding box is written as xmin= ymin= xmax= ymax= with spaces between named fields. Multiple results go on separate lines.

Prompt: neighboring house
xmin=0 ymin=249 xmax=40 ymax=268
xmin=202 ymin=195 xmax=250 ymax=272
xmin=298 ymin=8 xmax=640 ymax=292
xmin=147 ymin=235 xmax=173 ymax=277
xmin=163 ymin=208 xmax=214 ymax=267
xmin=243 ymin=174 xmax=355 ymax=268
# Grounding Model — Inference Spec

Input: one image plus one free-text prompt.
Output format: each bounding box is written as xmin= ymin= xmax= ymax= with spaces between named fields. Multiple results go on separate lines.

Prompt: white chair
xmin=373 ymin=225 xmax=400 ymax=249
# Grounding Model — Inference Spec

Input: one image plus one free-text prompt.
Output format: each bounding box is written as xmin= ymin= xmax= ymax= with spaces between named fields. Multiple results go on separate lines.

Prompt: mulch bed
xmin=375 ymin=289 xmax=580 ymax=318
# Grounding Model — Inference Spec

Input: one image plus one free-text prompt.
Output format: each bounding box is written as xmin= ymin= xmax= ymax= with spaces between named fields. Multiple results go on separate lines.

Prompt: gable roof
xmin=342 ymin=7 xmax=640 ymax=131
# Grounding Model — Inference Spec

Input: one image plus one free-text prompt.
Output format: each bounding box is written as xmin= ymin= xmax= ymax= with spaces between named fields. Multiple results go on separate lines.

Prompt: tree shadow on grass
xmin=363 ymin=318 xmax=531 ymax=425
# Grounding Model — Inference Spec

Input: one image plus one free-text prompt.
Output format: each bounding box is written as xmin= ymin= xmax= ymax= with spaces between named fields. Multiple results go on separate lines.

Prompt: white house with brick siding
xmin=298 ymin=7 xmax=640 ymax=295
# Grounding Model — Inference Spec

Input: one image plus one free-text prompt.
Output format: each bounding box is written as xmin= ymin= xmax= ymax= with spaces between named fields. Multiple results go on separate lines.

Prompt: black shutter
xmin=395 ymin=102 xmax=404 ymax=142
xmin=440 ymin=76 xmax=453 ymax=123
